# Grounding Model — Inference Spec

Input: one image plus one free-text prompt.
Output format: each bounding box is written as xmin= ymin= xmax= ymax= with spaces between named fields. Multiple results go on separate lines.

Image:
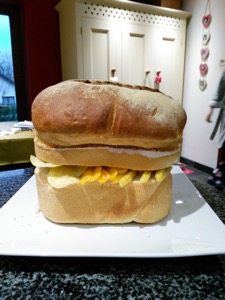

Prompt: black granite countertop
xmin=1 ymin=166 xmax=225 ymax=299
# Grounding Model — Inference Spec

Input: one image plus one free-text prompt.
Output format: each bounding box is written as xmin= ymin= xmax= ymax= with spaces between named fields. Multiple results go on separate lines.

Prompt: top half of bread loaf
xmin=32 ymin=80 xmax=187 ymax=149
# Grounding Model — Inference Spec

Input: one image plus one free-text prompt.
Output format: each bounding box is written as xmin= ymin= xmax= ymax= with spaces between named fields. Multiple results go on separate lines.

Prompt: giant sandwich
xmin=31 ymin=80 xmax=186 ymax=224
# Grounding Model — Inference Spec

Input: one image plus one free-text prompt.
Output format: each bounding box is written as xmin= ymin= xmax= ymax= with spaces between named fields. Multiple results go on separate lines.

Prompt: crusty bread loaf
xmin=32 ymin=80 xmax=186 ymax=150
xmin=35 ymin=167 xmax=172 ymax=224
xmin=32 ymin=80 xmax=186 ymax=169
xmin=32 ymin=80 xmax=186 ymax=224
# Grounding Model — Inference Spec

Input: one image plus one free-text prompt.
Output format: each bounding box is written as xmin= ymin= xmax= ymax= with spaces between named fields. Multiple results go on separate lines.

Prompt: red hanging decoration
xmin=199 ymin=0 xmax=211 ymax=91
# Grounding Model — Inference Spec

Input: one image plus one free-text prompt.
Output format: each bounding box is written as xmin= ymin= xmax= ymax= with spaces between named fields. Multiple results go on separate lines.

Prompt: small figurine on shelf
xmin=154 ymin=69 xmax=162 ymax=89
xmin=110 ymin=68 xmax=118 ymax=82
xmin=155 ymin=69 xmax=162 ymax=84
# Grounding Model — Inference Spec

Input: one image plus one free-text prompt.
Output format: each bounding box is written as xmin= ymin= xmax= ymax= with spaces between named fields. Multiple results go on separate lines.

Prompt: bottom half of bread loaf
xmin=35 ymin=168 xmax=172 ymax=224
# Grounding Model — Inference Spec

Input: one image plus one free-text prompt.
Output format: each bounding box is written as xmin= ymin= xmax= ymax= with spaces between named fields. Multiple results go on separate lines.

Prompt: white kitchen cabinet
xmin=56 ymin=0 xmax=190 ymax=102
xmin=81 ymin=17 xmax=122 ymax=80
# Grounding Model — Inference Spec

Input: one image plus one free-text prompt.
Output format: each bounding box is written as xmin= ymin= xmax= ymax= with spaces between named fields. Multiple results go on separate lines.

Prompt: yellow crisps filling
xmin=98 ymin=168 xmax=111 ymax=184
xmin=119 ymin=170 xmax=137 ymax=187
xmin=140 ymin=171 xmax=151 ymax=183
xmin=155 ymin=169 xmax=166 ymax=182
xmin=31 ymin=155 xmax=168 ymax=189
xmin=48 ymin=166 xmax=79 ymax=188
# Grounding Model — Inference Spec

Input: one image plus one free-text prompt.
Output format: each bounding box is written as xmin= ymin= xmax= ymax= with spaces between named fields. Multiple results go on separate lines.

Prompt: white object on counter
xmin=0 ymin=128 xmax=21 ymax=136
xmin=14 ymin=120 xmax=34 ymax=130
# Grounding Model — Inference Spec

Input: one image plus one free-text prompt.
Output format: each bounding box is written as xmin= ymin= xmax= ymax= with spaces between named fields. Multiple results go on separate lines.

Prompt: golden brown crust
xmin=35 ymin=167 xmax=172 ymax=224
xmin=32 ymin=80 xmax=186 ymax=150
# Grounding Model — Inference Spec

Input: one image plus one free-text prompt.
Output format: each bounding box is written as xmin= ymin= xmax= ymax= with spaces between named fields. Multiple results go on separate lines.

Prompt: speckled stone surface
xmin=0 ymin=167 xmax=225 ymax=299
xmin=191 ymin=179 xmax=225 ymax=223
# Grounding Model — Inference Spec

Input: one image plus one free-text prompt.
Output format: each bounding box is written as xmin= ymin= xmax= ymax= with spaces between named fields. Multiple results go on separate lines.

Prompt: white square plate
xmin=1 ymin=166 xmax=225 ymax=257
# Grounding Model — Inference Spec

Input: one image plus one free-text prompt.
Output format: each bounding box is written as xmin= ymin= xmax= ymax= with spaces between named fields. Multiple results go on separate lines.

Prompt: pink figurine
xmin=155 ymin=70 xmax=162 ymax=83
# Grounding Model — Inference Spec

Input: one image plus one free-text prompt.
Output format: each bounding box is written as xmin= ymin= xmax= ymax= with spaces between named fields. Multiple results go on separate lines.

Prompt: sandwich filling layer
xmin=31 ymin=155 xmax=170 ymax=189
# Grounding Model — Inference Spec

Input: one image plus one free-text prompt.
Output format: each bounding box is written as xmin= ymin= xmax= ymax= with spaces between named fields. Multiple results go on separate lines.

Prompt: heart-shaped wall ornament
xmin=199 ymin=79 xmax=207 ymax=91
xmin=202 ymin=32 xmax=210 ymax=45
xmin=202 ymin=14 xmax=212 ymax=28
xmin=200 ymin=47 xmax=209 ymax=61
xmin=199 ymin=63 xmax=208 ymax=76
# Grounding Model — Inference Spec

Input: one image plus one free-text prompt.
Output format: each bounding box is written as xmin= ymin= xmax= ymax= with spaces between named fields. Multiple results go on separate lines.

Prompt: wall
xmin=22 ymin=0 xmax=62 ymax=108
xmin=181 ymin=0 xmax=225 ymax=169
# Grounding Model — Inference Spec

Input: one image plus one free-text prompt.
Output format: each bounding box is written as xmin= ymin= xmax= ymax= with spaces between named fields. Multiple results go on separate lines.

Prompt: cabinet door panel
xmin=121 ymin=24 xmax=153 ymax=86
xmin=153 ymin=28 xmax=184 ymax=102
xmin=82 ymin=18 xmax=121 ymax=80
xmin=91 ymin=29 xmax=108 ymax=79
